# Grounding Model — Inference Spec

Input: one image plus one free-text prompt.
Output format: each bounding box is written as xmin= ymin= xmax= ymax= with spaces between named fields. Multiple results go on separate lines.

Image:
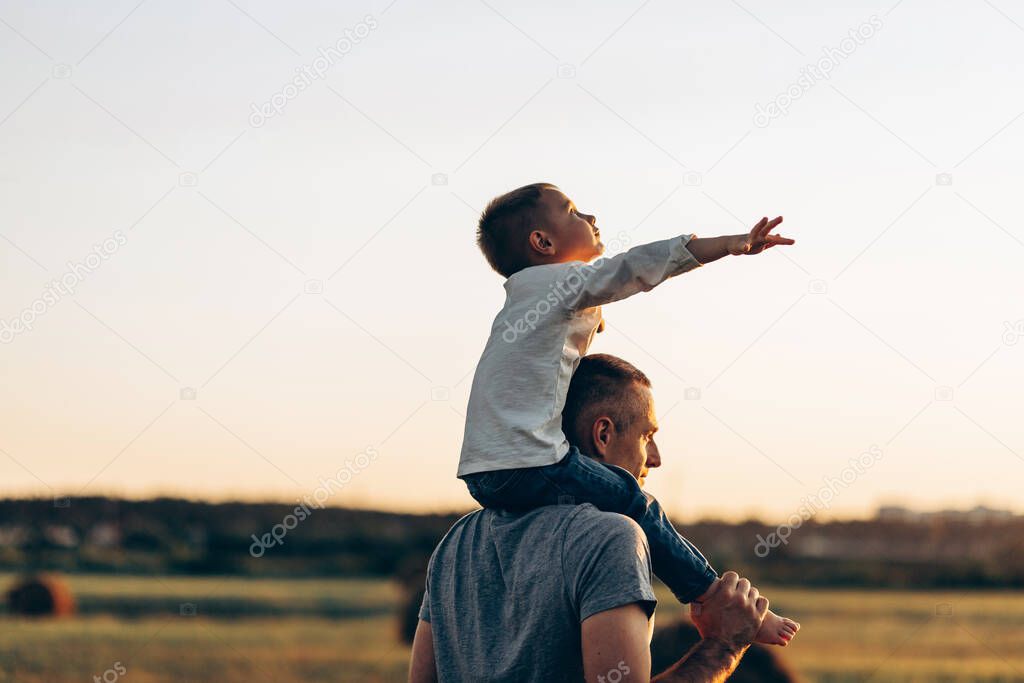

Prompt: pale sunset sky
xmin=1 ymin=0 xmax=1022 ymax=521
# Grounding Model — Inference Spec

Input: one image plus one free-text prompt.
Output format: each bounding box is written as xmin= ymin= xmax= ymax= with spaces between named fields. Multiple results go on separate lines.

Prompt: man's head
xmin=562 ymin=354 xmax=661 ymax=486
xmin=476 ymin=183 xmax=604 ymax=278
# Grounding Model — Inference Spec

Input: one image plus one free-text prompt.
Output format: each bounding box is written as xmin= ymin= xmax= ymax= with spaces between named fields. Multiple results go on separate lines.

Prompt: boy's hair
xmin=562 ymin=353 xmax=652 ymax=448
xmin=476 ymin=182 xmax=558 ymax=277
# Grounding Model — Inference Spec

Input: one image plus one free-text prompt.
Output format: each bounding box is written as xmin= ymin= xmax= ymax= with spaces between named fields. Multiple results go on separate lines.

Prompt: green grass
xmin=2 ymin=574 xmax=1023 ymax=682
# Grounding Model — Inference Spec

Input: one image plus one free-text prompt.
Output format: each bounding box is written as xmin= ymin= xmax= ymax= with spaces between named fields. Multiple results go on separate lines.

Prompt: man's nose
xmin=647 ymin=440 xmax=661 ymax=468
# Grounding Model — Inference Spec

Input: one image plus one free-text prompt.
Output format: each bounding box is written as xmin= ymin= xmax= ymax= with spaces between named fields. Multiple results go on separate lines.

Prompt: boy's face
xmin=538 ymin=188 xmax=604 ymax=262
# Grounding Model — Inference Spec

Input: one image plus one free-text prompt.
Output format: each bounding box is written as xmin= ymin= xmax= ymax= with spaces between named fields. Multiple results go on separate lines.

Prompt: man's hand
xmin=727 ymin=216 xmax=794 ymax=255
xmin=690 ymin=572 xmax=769 ymax=652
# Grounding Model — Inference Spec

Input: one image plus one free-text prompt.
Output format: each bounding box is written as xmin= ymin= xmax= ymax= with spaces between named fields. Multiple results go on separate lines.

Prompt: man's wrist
xmin=702 ymin=635 xmax=749 ymax=660
xmin=651 ymin=635 xmax=749 ymax=682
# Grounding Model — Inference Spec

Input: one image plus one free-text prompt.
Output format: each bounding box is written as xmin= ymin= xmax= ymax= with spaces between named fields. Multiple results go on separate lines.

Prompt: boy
xmin=458 ymin=182 xmax=798 ymax=645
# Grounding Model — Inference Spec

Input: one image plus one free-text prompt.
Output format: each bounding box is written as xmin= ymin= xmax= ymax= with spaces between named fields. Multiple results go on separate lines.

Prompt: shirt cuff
xmin=580 ymin=592 xmax=658 ymax=623
xmin=674 ymin=234 xmax=704 ymax=273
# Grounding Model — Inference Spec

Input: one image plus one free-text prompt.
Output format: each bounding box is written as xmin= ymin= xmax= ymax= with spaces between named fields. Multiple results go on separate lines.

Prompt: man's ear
xmin=528 ymin=230 xmax=555 ymax=257
xmin=590 ymin=417 xmax=615 ymax=457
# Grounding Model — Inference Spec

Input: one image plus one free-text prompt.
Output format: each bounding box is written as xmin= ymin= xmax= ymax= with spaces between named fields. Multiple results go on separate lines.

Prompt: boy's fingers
xmin=750 ymin=217 xmax=768 ymax=235
xmin=759 ymin=216 xmax=783 ymax=237
xmin=767 ymin=235 xmax=795 ymax=245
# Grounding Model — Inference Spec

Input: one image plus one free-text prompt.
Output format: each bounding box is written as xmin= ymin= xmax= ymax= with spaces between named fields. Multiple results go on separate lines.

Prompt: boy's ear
xmin=528 ymin=230 xmax=556 ymax=257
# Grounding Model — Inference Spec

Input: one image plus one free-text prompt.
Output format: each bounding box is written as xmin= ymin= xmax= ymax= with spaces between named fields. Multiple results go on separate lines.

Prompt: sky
xmin=1 ymin=0 xmax=1022 ymax=522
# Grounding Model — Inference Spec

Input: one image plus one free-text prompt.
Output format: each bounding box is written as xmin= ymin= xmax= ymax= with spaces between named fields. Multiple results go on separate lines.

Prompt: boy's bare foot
xmin=691 ymin=579 xmax=798 ymax=646
xmin=754 ymin=609 xmax=799 ymax=646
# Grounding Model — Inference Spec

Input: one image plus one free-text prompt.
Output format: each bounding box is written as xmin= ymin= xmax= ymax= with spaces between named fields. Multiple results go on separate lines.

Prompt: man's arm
xmin=651 ymin=639 xmax=747 ymax=683
xmin=580 ymin=572 xmax=767 ymax=683
xmin=580 ymin=604 xmax=746 ymax=683
xmin=408 ymin=620 xmax=438 ymax=683
xmin=581 ymin=603 xmax=653 ymax=682
xmin=684 ymin=216 xmax=793 ymax=265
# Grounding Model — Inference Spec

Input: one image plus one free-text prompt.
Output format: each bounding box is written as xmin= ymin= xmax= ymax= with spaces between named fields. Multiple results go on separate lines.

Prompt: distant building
xmin=0 ymin=525 xmax=29 ymax=548
xmin=43 ymin=525 xmax=78 ymax=548
xmin=85 ymin=522 xmax=121 ymax=548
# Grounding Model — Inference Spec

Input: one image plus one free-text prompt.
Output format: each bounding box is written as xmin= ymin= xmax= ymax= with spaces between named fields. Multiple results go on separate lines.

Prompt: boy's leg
xmin=534 ymin=447 xmax=718 ymax=604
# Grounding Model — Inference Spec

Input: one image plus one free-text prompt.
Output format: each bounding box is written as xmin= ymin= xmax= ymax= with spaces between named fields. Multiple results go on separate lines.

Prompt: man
xmin=409 ymin=354 xmax=770 ymax=682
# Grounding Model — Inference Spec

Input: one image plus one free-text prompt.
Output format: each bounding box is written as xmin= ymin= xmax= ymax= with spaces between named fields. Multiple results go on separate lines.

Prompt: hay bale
xmin=650 ymin=619 xmax=800 ymax=682
xmin=5 ymin=574 xmax=76 ymax=617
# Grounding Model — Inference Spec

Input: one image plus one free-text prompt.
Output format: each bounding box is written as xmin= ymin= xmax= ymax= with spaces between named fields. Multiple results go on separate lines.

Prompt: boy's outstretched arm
xmin=685 ymin=216 xmax=794 ymax=265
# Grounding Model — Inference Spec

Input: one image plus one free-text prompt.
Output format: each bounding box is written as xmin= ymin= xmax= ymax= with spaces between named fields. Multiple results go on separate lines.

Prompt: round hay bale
xmin=5 ymin=574 xmax=76 ymax=617
xmin=650 ymin=618 xmax=800 ymax=682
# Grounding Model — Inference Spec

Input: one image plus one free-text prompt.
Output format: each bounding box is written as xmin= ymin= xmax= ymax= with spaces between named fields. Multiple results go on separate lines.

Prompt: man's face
xmin=602 ymin=383 xmax=661 ymax=487
xmin=538 ymin=187 xmax=604 ymax=262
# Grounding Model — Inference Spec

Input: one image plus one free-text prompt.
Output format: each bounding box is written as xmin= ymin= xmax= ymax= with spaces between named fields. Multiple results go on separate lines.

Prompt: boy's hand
xmin=728 ymin=216 xmax=794 ymax=256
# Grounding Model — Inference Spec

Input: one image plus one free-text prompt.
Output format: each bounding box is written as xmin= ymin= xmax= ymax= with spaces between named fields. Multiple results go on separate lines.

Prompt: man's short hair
xmin=562 ymin=353 xmax=652 ymax=448
xmin=476 ymin=182 xmax=557 ymax=278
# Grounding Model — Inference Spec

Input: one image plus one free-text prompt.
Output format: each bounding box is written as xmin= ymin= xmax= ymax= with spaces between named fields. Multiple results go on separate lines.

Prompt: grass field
xmin=2 ymin=574 xmax=1023 ymax=682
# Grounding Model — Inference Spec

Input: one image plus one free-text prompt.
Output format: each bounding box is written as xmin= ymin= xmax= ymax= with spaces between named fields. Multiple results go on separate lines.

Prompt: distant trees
xmin=1 ymin=497 xmax=1022 ymax=588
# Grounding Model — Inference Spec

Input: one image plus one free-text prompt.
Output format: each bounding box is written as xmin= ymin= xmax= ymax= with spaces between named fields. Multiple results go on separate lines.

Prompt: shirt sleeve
xmin=561 ymin=234 xmax=702 ymax=312
xmin=562 ymin=508 xmax=658 ymax=623
xmin=417 ymin=551 xmax=434 ymax=623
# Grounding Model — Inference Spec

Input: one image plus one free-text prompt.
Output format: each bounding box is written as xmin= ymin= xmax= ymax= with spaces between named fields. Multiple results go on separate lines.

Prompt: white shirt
xmin=457 ymin=234 xmax=702 ymax=476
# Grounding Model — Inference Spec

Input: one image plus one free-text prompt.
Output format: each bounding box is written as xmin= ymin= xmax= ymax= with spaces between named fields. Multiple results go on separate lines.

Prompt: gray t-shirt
xmin=419 ymin=504 xmax=658 ymax=683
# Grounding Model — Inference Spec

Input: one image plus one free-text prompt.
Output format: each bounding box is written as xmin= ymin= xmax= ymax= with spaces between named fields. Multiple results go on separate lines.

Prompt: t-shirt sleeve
xmin=562 ymin=234 xmax=702 ymax=312
xmin=417 ymin=550 xmax=434 ymax=623
xmin=562 ymin=508 xmax=658 ymax=622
